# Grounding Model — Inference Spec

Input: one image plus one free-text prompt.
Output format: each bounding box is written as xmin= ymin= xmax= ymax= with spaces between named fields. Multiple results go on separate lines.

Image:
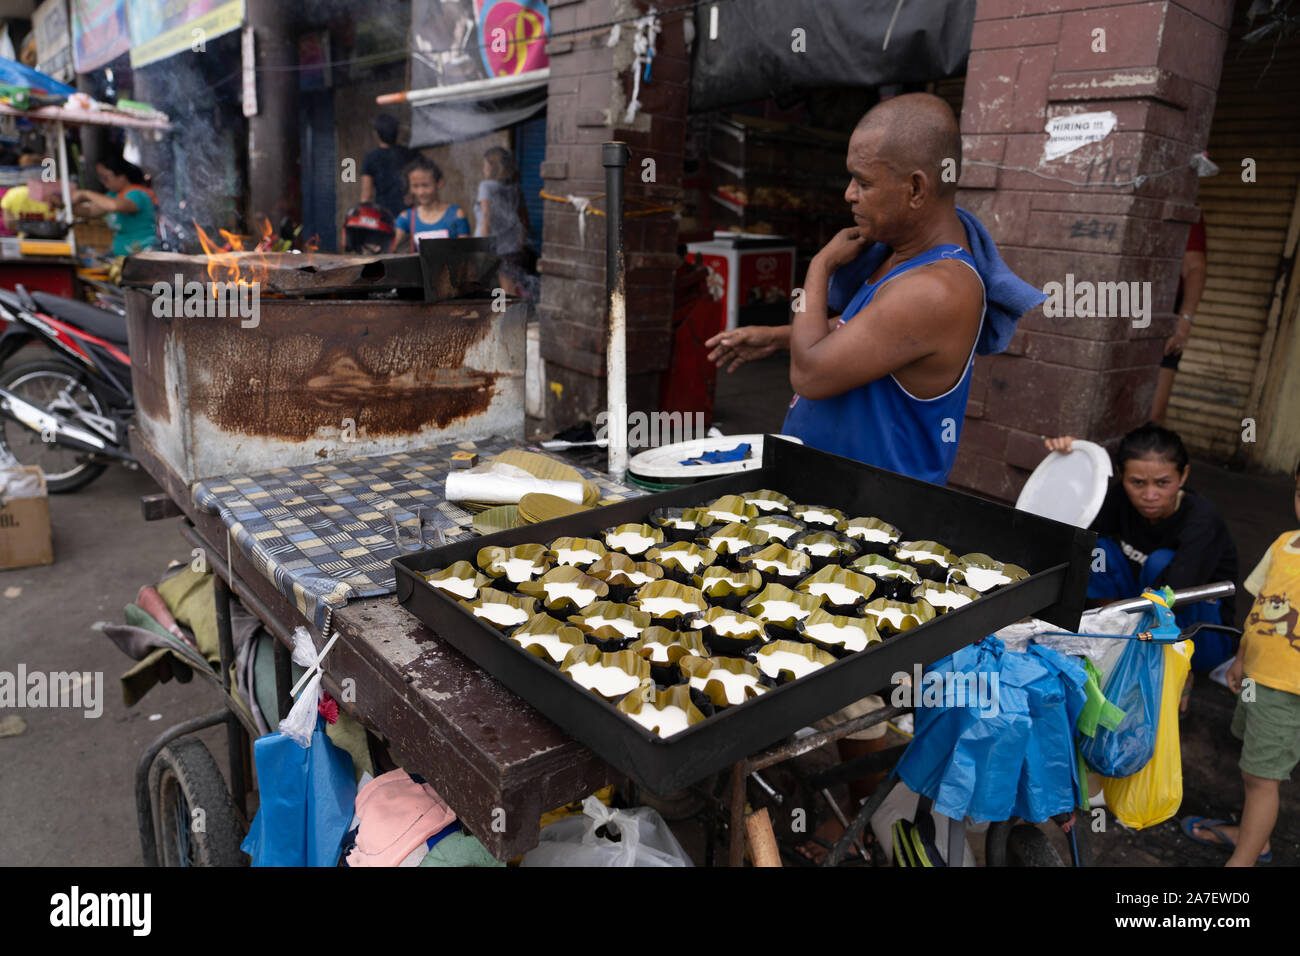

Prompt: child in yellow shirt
xmin=1183 ymin=458 xmax=1300 ymax=865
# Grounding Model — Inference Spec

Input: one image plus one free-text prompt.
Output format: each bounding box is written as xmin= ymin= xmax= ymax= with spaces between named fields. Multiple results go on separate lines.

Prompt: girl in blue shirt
xmin=391 ymin=156 xmax=470 ymax=251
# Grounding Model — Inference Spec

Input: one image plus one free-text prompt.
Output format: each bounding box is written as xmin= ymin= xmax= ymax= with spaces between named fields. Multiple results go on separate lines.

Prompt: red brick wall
xmin=953 ymin=0 xmax=1234 ymax=501
xmin=538 ymin=0 xmax=691 ymax=430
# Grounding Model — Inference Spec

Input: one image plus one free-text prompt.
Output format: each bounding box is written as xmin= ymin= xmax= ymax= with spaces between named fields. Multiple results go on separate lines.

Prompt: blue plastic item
xmin=1012 ymin=645 xmax=1089 ymax=821
xmin=241 ymin=716 xmax=357 ymax=867
xmin=1077 ymin=600 xmax=1179 ymax=778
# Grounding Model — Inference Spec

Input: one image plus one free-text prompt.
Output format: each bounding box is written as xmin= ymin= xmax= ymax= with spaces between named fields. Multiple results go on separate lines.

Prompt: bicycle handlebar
xmin=1084 ymin=580 xmax=1236 ymax=617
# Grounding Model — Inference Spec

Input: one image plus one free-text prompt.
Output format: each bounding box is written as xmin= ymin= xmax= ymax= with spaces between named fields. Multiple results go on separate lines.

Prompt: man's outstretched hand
xmin=706 ymin=325 xmax=783 ymax=373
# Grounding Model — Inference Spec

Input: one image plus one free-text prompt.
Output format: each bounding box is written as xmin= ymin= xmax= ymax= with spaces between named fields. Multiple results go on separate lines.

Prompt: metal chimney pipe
xmin=603 ymin=141 xmax=631 ymax=482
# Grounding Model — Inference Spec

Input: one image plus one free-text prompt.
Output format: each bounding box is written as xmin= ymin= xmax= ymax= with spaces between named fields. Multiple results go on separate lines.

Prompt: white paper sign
xmin=1042 ymin=111 xmax=1117 ymax=161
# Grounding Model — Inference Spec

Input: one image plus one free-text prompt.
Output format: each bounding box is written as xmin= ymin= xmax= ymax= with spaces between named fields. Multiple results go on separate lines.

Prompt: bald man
xmin=707 ymin=93 xmax=987 ymax=485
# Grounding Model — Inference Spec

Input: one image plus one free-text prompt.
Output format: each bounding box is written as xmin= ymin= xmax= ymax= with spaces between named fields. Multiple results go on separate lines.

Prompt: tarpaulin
xmin=408 ymin=0 xmax=550 ymax=147
xmin=689 ymin=0 xmax=973 ymax=111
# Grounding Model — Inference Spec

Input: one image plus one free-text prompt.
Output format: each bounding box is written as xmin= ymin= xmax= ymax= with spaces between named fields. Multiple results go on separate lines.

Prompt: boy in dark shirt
xmin=361 ymin=114 xmax=418 ymax=218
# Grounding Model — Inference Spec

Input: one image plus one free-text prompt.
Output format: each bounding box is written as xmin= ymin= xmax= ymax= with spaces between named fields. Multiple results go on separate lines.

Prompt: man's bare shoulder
xmin=868 ymin=257 xmax=983 ymax=330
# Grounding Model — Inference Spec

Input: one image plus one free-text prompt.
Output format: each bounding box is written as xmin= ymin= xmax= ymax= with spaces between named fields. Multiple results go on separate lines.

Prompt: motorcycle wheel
xmin=0 ymin=358 xmax=110 ymax=493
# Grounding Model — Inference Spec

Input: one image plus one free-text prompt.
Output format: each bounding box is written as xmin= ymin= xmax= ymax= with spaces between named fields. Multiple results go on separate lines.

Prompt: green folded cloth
xmin=418 ymin=831 xmax=504 ymax=868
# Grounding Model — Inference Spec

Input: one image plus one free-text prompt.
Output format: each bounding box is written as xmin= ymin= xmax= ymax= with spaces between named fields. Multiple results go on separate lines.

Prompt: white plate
xmin=1015 ymin=439 xmax=1112 ymax=528
xmin=627 ymin=433 xmax=803 ymax=480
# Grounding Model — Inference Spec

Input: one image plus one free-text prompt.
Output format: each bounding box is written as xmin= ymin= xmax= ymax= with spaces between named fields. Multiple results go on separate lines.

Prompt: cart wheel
xmin=149 ymin=737 xmax=247 ymax=867
xmin=1006 ymin=823 xmax=1064 ymax=867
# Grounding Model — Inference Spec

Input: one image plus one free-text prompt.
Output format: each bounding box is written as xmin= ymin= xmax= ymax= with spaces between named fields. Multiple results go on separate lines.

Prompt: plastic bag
xmin=1101 ymin=639 xmax=1193 ymax=829
xmin=279 ymin=626 xmax=325 ymax=748
xmin=1077 ymin=633 xmax=1164 ymax=778
xmin=520 ymin=795 xmax=693 ymax=867
xmin=241 ymin=716 xmax=357 ymax=866
xmin=895 ymin=638 xmax=1035 ymax=822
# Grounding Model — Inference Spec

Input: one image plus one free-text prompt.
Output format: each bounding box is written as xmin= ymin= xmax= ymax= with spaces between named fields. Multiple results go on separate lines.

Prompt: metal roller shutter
xmin=1167 ymin=25 xmax=1300 ymax=462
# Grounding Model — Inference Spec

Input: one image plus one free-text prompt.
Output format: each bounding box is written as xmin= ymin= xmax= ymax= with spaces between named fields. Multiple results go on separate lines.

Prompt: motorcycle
xmin=0 ymin=285 xmax=136 ymax=492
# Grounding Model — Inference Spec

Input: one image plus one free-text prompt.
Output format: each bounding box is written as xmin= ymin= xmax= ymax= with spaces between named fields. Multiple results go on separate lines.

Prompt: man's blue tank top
xmin=781 ymin=244 xmax=986 ymax=486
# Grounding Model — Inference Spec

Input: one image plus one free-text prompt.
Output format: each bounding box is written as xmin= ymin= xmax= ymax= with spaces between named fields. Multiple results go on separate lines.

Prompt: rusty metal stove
xmin=121 ymin=250 xmax=525 ymax=485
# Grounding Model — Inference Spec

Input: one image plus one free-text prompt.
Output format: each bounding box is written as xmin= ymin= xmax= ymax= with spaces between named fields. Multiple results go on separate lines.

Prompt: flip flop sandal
xmin=1180 ymin=816 xmax=1272 ymax=863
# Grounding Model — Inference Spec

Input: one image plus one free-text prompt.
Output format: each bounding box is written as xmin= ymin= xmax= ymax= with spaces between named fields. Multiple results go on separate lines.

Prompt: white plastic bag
xmin=521 ymin=796 xmax=693 ymax=867
xmin=278 ymin=627 xmax=325 ymax=748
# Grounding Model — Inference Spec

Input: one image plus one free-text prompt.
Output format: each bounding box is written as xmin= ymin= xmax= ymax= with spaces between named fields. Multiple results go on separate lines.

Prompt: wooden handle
xmin=745 ymin=807 xmax=782 ymax=868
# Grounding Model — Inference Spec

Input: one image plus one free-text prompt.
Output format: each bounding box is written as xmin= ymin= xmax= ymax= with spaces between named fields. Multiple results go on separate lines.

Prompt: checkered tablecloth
xmin=192 ymin=437 xmax=642 ymax=630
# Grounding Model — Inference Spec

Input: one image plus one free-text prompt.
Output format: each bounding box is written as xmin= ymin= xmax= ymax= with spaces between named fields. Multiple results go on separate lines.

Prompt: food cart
xmin=0 ymin=72 xmax=171 ymax=296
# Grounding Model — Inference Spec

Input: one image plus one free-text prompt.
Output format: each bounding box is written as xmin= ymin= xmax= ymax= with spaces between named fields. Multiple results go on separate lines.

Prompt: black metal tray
xmin=393 ymin=437 xmax=1095 ymax=793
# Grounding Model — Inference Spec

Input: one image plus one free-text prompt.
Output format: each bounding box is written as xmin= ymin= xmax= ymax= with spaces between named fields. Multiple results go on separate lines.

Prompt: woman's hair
xmin=402 ymin=154 xmax=442 ymax=185
xmin=98 ymin=154 xmax=148 ymax=186
xmin=1117 ymin=422 xmax=1189 ymax=474
xmin=483 ymin=146 xmax=518 ymax=183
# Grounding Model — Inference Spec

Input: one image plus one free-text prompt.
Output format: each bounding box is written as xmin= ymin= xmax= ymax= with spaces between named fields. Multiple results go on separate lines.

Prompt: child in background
xmin=475 ymin=146 xmax=535 ymax=299
xmin=391 ymin=155 xmax=470 ymax=252
xmin=1182 ymin=458 xmax=1300 ymax=865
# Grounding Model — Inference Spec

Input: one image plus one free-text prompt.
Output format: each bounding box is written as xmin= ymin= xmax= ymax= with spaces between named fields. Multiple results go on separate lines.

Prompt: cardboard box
xmin=0 ymin=466 xmax=53 ymax=570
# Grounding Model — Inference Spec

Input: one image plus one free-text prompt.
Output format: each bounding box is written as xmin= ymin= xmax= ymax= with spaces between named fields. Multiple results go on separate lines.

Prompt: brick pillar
xmin=539 ymin=0 xmax=689 ymax=432
xmin=951 ymin=0 xmax=1234 ymax=501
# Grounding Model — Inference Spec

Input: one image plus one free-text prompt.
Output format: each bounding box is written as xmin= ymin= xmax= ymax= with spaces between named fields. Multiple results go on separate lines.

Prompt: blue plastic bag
xmin=1077 ymin=613 xmax=1170 ymax=778
xmin=896 ymin=638 xmax=1035 ymax=822
xmin=241 ymin=716 xmax=356 ymax=867
xmin=1011 ymin=645 xmax=1089 ymax=821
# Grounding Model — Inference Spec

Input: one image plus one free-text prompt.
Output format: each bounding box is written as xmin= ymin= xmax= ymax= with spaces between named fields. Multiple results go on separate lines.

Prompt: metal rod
xmin=212 ymin=575 xmax=248 ymax=817
xmin=1083 ymin=580 xmax=1235 ymax=617
xmin=56 ymin=119 xmax=76 ymax=255
xmin=602 ymin=141 xmax=630 ymax=482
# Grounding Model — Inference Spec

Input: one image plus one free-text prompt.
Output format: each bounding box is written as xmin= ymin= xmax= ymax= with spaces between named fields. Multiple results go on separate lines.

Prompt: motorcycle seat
xmin=30 ymin=291 xmax=129 ymax=347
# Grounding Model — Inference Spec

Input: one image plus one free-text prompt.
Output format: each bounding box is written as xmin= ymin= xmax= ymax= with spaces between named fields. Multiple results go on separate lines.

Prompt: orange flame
xmin=193 ymin=220 xmax=270 ymax=292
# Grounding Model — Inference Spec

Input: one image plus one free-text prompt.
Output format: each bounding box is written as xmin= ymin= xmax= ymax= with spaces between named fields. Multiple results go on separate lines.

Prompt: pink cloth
xmin=345 ymin=770 xmax=457 ymax=868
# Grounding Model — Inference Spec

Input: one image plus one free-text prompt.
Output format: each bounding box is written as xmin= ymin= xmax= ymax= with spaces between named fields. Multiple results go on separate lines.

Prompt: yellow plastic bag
xmin=1101 ymin=639 xmax=1193 ymax=829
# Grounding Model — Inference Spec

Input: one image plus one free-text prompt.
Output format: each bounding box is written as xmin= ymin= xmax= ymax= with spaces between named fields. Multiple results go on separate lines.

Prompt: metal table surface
xmin=134 ymin=434 xmax=614 ymax=861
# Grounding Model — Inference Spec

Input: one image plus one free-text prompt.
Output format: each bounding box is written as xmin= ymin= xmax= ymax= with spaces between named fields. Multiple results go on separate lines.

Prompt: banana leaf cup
xmin=560 ymin=645 xmax=652 ymax=701
xmin=546 ymin=536 xmax=608 ymax=569
xmin=458 ymin=587 xmax=539 ymax=632
xmin=795 ymin=565 xmax=877 ymax=615
xmin=843 ymin=516 xmax=903 ymax=555
xmin=754 ymin=639 xmax=837 ymax=685
xmin=892 ymin=539 xmax=960 ymax=582
xmin=797 ymin=607 xmax=882 ymax=657
xmin=510 ymin=614 xmax=588 ymax=665
xmin=616 ymin=683 xmax=707 ymax=738
xmin=743 ymin=582 xmax=823 ymax=640
xmin=849 ymin=554 xmax=923 ymax=600
xmin=630 ymin=626 xmax=709 ymax=685
xmin=790 ymin=503 xmax=847 ymax=531
xmin=911 ymin=579 xmax=981 ymax=613
xmin=949 ymin=553 xmax=1030 ymax=593
xmin=584 ymin=551 xmax=665 ymax=603
xmin=740 ymin=488 xmax=796 ymax=514
xmin=695 ymin=521 xmax=771 ymax=570
xmin=787 ymin=529 xmax=863 ymax=572
xmin=601 ymin=522 xmax=665 ymax=558
xmin=516 ymin=565 xmax=609 ymax=615
xmin=860 ymin=597 xmax=937 ymax=637
xmin=565 ymin=600 xmax=654 ymax=651
xmin=645 ymin=541 xmax=718 ymax=583
xmin=735 ymin=541 xmax=814 ymax=588
xmin=693 ymin=566 xmax=764 ymax=611
xmin=646 ymin=506 xmax=716 ymax=543
xmin=692 ymin=605 xmax=770 ymax=657
xmin=699 ymin=493 xmax=760 ymax=524
xmin=744 ymin=513 xmax=806 ymax=545
xmin=632 ymin=579 xmax=709 ymax=631
xmin=679 ymin=654 xmax=771 ymax=708
xmin=475 ymin=543 xmax=554 ymax=589
xmin=421 ymin=560 xmax=492 ymax=601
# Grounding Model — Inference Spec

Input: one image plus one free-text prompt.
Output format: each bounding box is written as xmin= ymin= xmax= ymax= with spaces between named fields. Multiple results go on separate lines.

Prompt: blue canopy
xmin=0 ymin=58 xmax=76 ymax=98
